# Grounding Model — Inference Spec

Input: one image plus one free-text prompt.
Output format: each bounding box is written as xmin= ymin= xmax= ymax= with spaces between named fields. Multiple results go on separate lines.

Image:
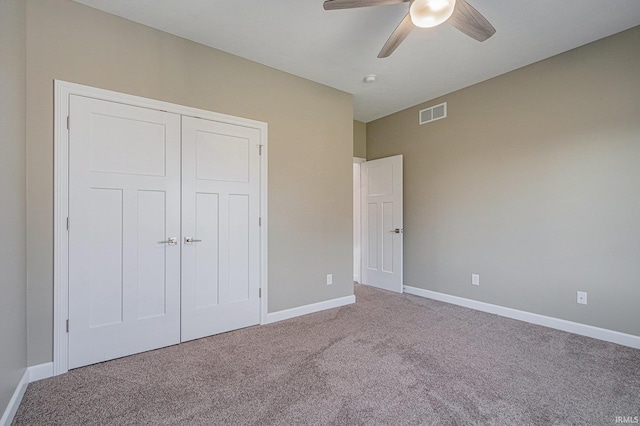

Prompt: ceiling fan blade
xmin=378 ymin=13 xmax=414 ymax=58
xmin=447 ymin=0 xmax=496 ymax=42
xmin=323 ymin=0 xmax=408 ymax=11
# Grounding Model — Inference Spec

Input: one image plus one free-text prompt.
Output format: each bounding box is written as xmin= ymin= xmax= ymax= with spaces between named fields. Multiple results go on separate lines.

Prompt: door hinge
xmin=67 ymin=116 xmax=70 ymax=130
xmin=66 ymin=319 xmax=69 ymax=333
xmin=258 ymin=145 xmax=263 ymax=156
xmin=259 ymin=288 xmax=262 ymax=298
xmin=259 ymin=217 xmax=262 ymax=227
xmin=66 ymin=217 xmax=70 ymax=231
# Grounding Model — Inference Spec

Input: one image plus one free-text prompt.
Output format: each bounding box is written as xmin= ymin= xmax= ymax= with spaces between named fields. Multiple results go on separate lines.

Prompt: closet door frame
xmin=53 ymin=80 xmax=269 ymax=375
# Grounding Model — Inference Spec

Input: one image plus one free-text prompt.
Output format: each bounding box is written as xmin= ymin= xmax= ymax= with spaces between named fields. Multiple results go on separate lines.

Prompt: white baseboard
xmin=0 ymin=369 xmax=29 ymax=426
xmin=0 ymin=362 xmax=55 ymax=426
xmin=266 ymin=295 xmax=356 ymax=324
xmin=28 ymin=362 xmax=54 ymax=382
xmin=404 ymin=286 xmax=640 ymax=349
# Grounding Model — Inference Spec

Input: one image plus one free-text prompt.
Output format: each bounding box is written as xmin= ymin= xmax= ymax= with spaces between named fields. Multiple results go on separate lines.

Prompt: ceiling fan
xmin=323 ymin=0 xmax=496 ymax=58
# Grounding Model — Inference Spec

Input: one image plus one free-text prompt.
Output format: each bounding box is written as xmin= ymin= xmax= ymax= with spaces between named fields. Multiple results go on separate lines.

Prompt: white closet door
xmin=68 ymin=95 xmax=181 ymax=369
xmin=361 ymin=155 xmax=404 ymax=293
xmin=181 ymin=116 xmax=261 ymax=342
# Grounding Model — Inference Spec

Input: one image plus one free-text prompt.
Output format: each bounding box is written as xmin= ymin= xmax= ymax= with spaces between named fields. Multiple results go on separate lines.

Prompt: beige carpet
xmin=14 ymin=284 xmax=640 ymax=425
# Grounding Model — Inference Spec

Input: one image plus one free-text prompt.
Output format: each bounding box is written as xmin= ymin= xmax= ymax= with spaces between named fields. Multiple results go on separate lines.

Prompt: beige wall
xmin=353 ymin=120 xmax=367 ymax=158
xmin=367 ymin=26 xmax=640 ymax=336
xmin=0 ymin=0 xmax=28 ymax=415
xmin=26 ymin=0 xmax=353 ymax=366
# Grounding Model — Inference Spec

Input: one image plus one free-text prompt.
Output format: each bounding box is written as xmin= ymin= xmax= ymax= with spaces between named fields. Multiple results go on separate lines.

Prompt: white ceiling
xmin=74 ymin=0 xmax=640 ymax=122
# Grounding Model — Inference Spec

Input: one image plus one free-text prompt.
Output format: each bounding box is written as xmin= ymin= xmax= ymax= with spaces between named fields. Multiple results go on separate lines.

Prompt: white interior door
xmin=68 ymin=95 xmax=181 ymax=369
xmin=181 ymin=116 xmax=261 ymax=342
xmin=361 ymin=155 xmax=403 ymax=293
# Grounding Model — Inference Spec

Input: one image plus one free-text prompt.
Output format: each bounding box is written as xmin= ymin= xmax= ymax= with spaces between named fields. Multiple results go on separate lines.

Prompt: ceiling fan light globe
xmin=409 ymin=0 xmax=456 ymax=28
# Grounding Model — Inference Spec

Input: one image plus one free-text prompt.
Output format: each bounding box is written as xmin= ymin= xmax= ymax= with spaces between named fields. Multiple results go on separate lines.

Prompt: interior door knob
xmin=391 ymin=228 xmax=403 ymax=234
xmin=159 ymin=237 xmax=178 ymax=245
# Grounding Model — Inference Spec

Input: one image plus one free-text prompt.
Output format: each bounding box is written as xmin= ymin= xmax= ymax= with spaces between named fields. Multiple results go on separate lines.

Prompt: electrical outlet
xmin=472 ymin=274 xmax=480 ymax=286
xmin=326 ymin=274 xmax=333 ymax=285
xmin=577 ymin=291 xmax=587 ymax=305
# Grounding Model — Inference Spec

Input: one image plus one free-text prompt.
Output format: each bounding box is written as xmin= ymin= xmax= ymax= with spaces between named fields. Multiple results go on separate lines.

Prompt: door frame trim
xmin=53 ymin=80 xmax=269 ymax=375
xmin=353 ymin=157 xmax=366 ymax=282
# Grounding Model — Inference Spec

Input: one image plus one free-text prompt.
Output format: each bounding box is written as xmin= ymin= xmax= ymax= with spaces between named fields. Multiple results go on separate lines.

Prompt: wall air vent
xmin=419 ymin=102 xmax=447 ymax=125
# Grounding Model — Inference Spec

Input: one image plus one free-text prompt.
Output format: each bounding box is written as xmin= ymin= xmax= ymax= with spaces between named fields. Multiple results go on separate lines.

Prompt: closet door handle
xmin=184 ymin=236 xmax=202 ymax=244
xmin=159 ymin=237 xmax=178 ymax=245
